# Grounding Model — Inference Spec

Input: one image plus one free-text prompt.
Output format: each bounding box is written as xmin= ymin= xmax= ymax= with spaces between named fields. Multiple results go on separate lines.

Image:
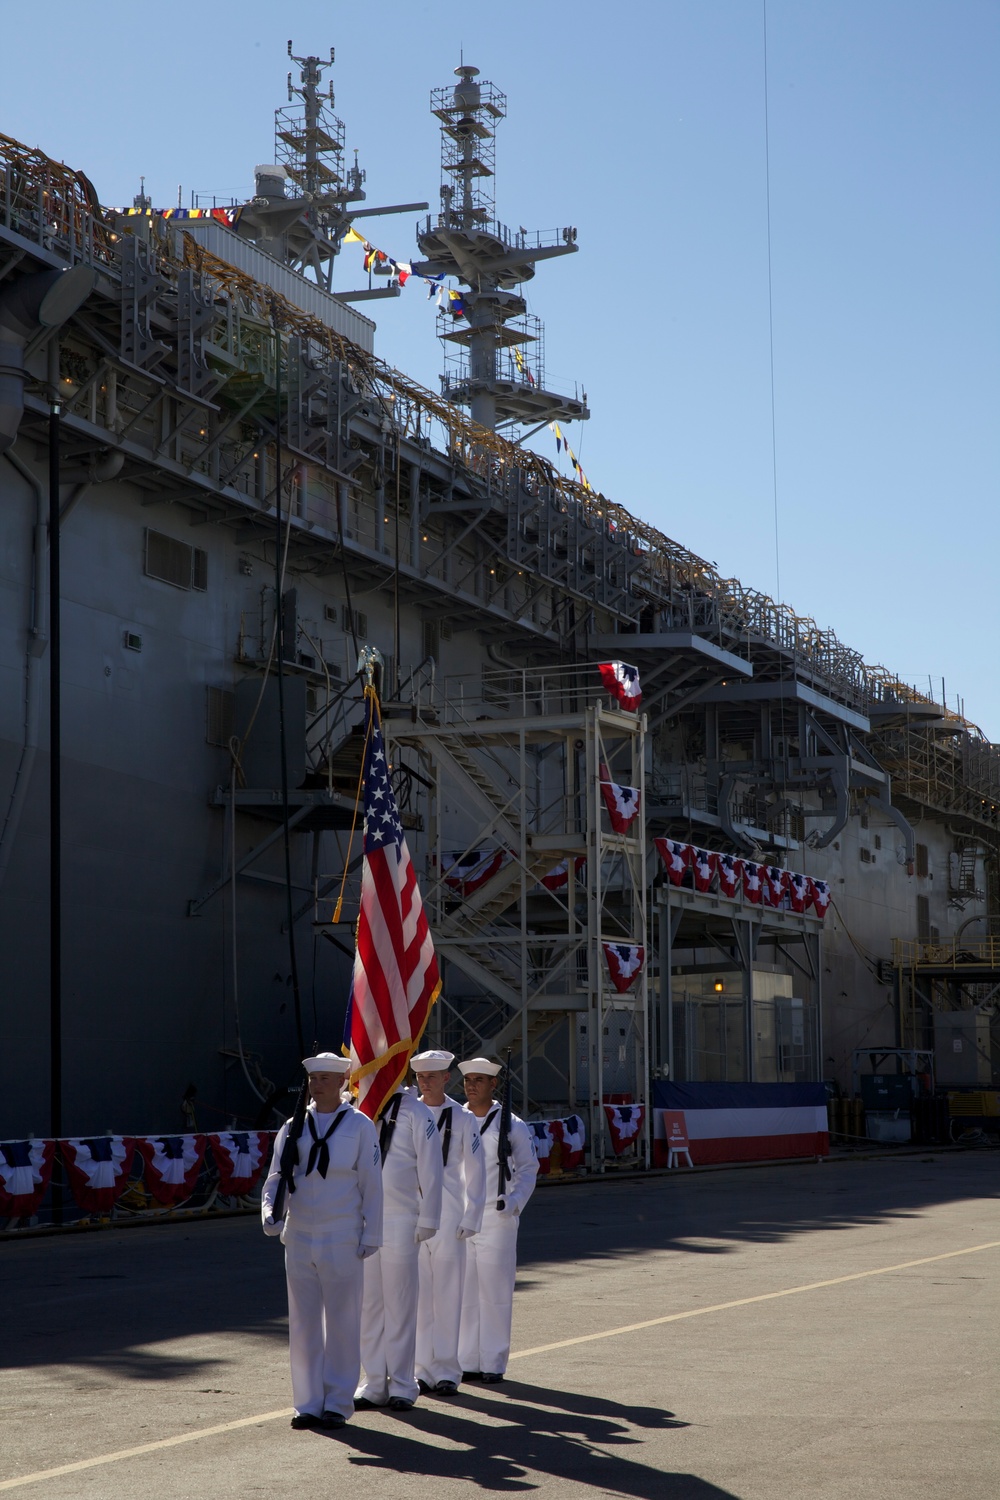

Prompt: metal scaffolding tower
xmin=416 ymin=64 xmax=589 ymax=433
xmin=385 ymin=664 xmax=648 ymax=1166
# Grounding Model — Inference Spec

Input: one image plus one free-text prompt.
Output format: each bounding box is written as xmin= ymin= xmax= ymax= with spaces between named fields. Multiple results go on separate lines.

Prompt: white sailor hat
xmin=302 ymin=1052 xmax=351 ymax=1075
xmin=457 ymin=1056 xmax=502 ymax=1077
xmin=411 ymin=1049 xmax=455 ymax=1069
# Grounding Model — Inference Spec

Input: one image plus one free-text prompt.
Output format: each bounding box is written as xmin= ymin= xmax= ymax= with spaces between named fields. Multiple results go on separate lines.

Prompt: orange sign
xmin=663 ymin=1110 xmax=689 ymax=1148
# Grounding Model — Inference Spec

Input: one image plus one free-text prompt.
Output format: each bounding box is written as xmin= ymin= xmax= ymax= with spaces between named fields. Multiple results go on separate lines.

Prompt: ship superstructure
xmin=416 ymin=65 xmax=588 ymax=432
xmin=0 ymin=47 xmax=998 ymax=1154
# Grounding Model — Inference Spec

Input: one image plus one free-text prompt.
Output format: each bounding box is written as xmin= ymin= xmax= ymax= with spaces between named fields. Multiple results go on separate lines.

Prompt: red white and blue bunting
xmin=598 ymin=763 xmax=641 ymax=834
xmin=603 ymin=1103 xmax=645 ymax=1156
xmin=442 ymin=847 xmax=511 ymax=898
xmin=136 ymin=1134 xmax=207 ymax=1207
xmin=540 ymin=855 xmax=586 ymax=892
xmin=0 ymin=1139 xmax=56 ymax=1219
xmin=597 ymin=661 xmax=642 ymax=712
xmin=208 ymin=1131 xmax=272 ymax=1197
xmin=602 ymin=942 xmax=645 ymax=994
xmin=653 ymin=840 xmax=830 ymax=920
xmin=530 ymin=1114 xmax=587 ymax=1175
xmin=60 ymin=1137 xmax=136 ymax=1214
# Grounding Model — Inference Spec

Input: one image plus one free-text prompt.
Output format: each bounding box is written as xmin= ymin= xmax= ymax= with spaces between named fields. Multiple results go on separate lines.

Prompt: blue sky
xmin=5 ymin=2 xmax=998 ymax=732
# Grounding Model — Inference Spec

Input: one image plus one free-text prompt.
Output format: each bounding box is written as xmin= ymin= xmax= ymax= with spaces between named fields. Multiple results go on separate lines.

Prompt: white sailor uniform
xmin=415 ymin=1094 xmax=487 ymax=1389
xmin=356 ymin=1089 xmax=444 ymax=1405
xmin=458 ymin=1103 xmax=538 ymax=1377
xmin=261 ymin=1102 xmax=383 ymax=1421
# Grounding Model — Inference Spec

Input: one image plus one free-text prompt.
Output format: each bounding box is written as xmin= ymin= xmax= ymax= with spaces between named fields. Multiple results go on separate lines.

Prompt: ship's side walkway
xmin=1 ymin=1155 xmax=998 ymax=1500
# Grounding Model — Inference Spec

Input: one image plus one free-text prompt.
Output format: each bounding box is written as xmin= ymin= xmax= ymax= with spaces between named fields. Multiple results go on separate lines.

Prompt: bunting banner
xmin=717 ymin=853 xmax=742 ymax=897
xmin=529 ymin=1121 xmax=554 ymax=1175
xmin=742 ymin=860 xmax=764 ymax=905
xmin=59 ymin=1137 xmax=135 ymax=1215
xmin=691 ymin=847 xmax=717 ymax=893
xmin=0 ymin=1139 xmax=56 ymax=1219
xmin=208 ymin=1131 xmax=272 ymax=1197
xmin=136 ymin=1134 xmax=207 ymax=1207
xmin=786 ymin=871 xmax=810 ymax=913
xmin=442 ymin=847 xmax=511 ymax=898
xmin=540 ymin=855 xmax=586 ymax=892
xmin=602 ymin=942 xmax=645 ymax=993
xmin=809 ymin=878 xmax=831 ymax=918
xmin=552 ymin=1114 xmax=586 ymax=1170
xmin=603 ymin=1103 xmax=645 ymax=1156
xmin=764 ymin=865 xmax=788 ymax=908
xmin=597 ymin=661 xmax=642 ymax=711
xmin=655 ymin=837 xmax=692 ymax=887
xmin=598 ymin=763 xmax=641 ymax=834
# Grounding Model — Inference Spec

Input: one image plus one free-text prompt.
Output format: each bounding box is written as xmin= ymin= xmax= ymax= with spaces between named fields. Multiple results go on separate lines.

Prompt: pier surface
xmin=2 ymin=1154 xmax=998 ymax=1499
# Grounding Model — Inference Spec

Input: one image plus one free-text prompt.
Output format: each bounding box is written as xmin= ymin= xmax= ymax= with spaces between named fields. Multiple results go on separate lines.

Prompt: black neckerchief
xmin=479 ymin=1106 xmax=499 ymax=1136
xmin=379 ymin=1093 xmax=403 ymax=1165
xmin=437 ymin=1106 xmax=453 ymax=1167
xmin=305 ymin=1107 xmax=348 ymax=1178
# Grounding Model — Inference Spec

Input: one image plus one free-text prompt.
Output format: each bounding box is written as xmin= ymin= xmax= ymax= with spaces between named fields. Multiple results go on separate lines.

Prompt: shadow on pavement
xmin=1 ymin=1155 xmax=995 ymax=1385
xmin=326 ymin=1380 xmax=735 ymax=1499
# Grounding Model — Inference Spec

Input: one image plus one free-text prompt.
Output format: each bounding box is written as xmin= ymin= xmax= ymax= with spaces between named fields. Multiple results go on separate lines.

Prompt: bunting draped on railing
xmin=207 ymin=1131 xmax=272 ymax=1197
xmin=602 ymin=942 xmax=646 ymax=993
xmin=136 ymin=1135 xmax=208 ymax=1207
xmin=0 ymin=1133 xmax=278 ymax=1227
xmin=597 ymin=661 xmax=642 ymax=711
xmin=603 ymin=1104 xmax=645 ymax=1156
xmin=599 ymin=763 xmax=641 ymax=834
xmin=60 ymin=1136 xmax=136 ymax=1215
xmin=441 ymin=848 xmax=512 ymax=898
xmin=531 ymin=1114 xmax=587 ymax=1175
xmin=653 ymin=840 xmax=830 ymax=919
xmin=0 ymin=1140 xmax=56 ymax=1219
xmin=540 ymin=855 xmax=586 ymax=891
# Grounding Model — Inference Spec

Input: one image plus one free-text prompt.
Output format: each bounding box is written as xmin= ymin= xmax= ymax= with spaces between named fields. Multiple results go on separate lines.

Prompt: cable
xmin=229 ymin=760 xmax=267 ymax=1104
xmin=273 ymin=325 xmax=305 ymax=1057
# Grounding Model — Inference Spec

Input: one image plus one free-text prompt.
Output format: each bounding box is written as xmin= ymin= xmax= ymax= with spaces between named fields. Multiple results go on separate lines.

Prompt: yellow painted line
xmin=3 ymin=1237 xmax=999 ymax=1492
xmin=508 ymin=1239 xmax=1000 ymax=1360
xmin=0 ymin=1411 xmax=293 ymax=1492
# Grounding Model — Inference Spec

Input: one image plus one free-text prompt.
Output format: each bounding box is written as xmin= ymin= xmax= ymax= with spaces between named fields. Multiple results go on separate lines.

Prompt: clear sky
xmin=5 ymin=2 xmax=998 ymax=733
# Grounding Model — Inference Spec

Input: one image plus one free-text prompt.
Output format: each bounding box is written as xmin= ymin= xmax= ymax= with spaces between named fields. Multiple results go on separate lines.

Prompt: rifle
xmin=271 ymin=1077 xmax=309 ymax=1224
xmin=496 ymin=1048 xmax=513 ymax=1211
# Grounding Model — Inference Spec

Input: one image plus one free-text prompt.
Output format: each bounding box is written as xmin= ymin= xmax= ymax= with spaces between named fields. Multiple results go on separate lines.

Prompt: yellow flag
xmin=344 ymin=227 xmax=366 ymax=245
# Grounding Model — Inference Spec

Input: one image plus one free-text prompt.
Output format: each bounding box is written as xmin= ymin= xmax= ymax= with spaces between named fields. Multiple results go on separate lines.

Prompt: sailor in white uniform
xmin=413 ymin=1049 xmax=487 ymax=1395
xmin=457 ymin=1057 xmax=539 ymax=1383
xmin=261 ymin=1053 xmax=383 ymax=1430
xmin=355 ymin=1082 xmax=443 ymax=1410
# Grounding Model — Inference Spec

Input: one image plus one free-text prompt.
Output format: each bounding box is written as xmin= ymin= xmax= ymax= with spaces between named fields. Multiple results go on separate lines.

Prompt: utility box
xmin=934 ymin=1012 xmax=992 ymax=1087
xmin=234 ymin=675 xmax=307 ymax=789
xmin=860 ymin=1074 xmax=913 ymax=1112
xmin=867 ymin=1113 xmax=912 ymax=1144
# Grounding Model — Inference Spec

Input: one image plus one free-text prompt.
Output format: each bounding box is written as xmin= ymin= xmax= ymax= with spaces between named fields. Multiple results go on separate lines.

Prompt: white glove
xmin=357 ymin=1243 xmax=379 ymax=1259
xmin=456 ymin=1226 xmax=477 ymax=1240
xmin=414 ymin=1225 xmax=437 ymax=1244
xmin=262 ymin=1214 xmax=284 ymax=1238
xmin=497 ymin=1200 xmax=520 ymax=1217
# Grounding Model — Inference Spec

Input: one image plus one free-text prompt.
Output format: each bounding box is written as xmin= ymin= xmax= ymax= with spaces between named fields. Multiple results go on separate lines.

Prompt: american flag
xmin=345 ymin=692 xmax=441 ymax=1119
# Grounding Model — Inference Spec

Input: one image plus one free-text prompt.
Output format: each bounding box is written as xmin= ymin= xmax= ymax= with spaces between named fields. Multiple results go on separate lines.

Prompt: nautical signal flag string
xmin=549 ymin=421 xmax=591 ymax=491
xmin=343 ymin=226 xmax=444 ymax=299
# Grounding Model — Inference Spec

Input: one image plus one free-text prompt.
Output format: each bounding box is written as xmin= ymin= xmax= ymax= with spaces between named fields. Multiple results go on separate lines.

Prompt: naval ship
xmin=1 ymin=44 xmax=997 ymax=1159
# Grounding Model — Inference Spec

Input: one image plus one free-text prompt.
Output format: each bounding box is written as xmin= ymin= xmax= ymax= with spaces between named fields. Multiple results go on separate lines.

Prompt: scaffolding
xmin=383 ymin=663 xmax=648 ymax=1168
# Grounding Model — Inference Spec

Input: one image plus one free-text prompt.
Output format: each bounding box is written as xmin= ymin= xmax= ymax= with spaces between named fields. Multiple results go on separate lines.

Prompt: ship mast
xmin=415 ymin=64 xmax=589 ymax=434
